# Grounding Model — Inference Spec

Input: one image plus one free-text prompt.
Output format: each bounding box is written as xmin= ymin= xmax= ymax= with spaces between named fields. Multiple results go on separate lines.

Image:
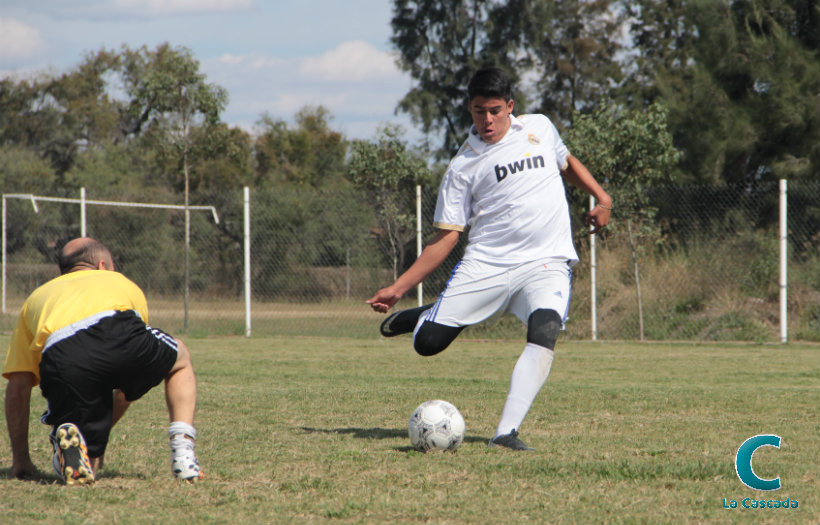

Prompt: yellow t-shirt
xmin=3 ymin=270 xmax=149 ymax=384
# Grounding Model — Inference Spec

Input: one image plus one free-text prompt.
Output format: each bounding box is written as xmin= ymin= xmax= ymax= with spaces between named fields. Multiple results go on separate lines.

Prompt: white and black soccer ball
xmin=408 ymin=400 xmax=466 ymax=452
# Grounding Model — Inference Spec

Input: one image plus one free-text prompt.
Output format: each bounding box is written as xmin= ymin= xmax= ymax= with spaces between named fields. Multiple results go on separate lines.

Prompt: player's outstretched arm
xmin=367 ymin=229 xmax=460 ymax=313
xmin=561 ymin=155 xmax=612 ymax=234
xmin=5 ymin=372 xmax=38 ymax=479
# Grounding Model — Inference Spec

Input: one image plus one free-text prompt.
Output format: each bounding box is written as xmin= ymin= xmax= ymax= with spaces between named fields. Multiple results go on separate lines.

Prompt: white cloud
xmin=215 ymin=53 xmax=284 ymax=69
xmin=0 ymin=18 xmax=45 ymax=63
xmin=299 ymin=40 xmax=400 ymax=82
xmin=114 ymin=0 xmax=253 ymax=16
xmin=217 ymin=53 xmax=244 ymax=65
xmin=198 ymin=42 xmax=415 ymax=140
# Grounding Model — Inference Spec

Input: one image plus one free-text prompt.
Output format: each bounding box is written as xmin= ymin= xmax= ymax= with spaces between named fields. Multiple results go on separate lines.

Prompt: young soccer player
xmin=367 ymin=67 xmax=611 ymax=450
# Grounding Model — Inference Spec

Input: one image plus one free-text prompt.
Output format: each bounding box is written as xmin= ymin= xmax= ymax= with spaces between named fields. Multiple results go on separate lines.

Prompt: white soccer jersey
xmin=433 ymin=114 xmax=578 ymax=265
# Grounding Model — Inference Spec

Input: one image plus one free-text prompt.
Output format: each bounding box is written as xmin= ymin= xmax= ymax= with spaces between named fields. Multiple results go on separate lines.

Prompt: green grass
xmin=0 ymin=335 xmax=817 ymax=524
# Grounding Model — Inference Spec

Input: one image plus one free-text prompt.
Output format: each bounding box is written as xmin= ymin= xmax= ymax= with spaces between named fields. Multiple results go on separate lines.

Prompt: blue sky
xmin=0 ymin=0 xmax=419 ymax=141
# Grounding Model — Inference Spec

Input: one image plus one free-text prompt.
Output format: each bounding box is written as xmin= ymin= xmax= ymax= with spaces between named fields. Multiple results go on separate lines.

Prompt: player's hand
xmin=366 ymin=286 xmax=403 ymax=313
xmin=9 ymin=458 xmax=38 ymax=480
xmin=585 ymin=203 xmax=611 ymax=234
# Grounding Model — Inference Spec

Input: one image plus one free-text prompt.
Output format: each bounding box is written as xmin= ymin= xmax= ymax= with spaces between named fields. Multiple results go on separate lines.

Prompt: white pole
xmin=2 ymin=195 xmax=40 ymax=314
xmin=2 ymin=196 xmax=6 ymax=314
xmin=80 ymin=187 xmax=86 ymax=237
xmin=590 ymin=195 xmax=597 ymax=341
xmin=244 ymin=187 xmax=252 ymax=337
xmin=779 ymin=179 xmax=788 ymax=344
xmin=416 ymin=184 xmax=423 ymax=306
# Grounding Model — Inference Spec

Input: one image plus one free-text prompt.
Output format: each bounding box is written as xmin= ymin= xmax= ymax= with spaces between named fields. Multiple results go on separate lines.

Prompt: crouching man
xmin=4 ymin=237 xmax=203 ymax=484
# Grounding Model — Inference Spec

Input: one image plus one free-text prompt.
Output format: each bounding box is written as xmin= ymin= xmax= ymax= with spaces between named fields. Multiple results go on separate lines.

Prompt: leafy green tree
xmin=347 ymin=125 xmax=433 ymax=279
xmin=63 ymin=143 xmax=151 ymax=197
xmin=119 ymin=42 xmax=228 ymax=329
xmin=0 ymin=44 xmax=254 ymax=308
xmin=0 ymin=50 xmax=126 ymax=180
xmin=566 ymin=101 xmax=680 ymax=339
xmin=120 ymin=43 xmax=228 ymax=192
xmin=49 ymin=49 xmax=123 ymax=148
xmin=182 ymin=123 xmax=254 ymax=192
xmin=623 ymin=0 xmax=819 ymax=185
xmin=485 ymin=0 xmax=626 ymax=126
xmin=254 ymin=106 xmax=347 ymax=187
xmin=391 ymin=0 xmax=629 ymax=156
xmin=391 ymin=0 xmax=493 ymax=156
xmin=0 ymin=145 xmax=57 ymax=193
xmin=0 ymin=145 xmax=60 ymax=259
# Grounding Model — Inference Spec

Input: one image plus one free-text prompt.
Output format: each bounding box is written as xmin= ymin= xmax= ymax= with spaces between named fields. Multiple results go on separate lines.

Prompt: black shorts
xmin=39 ymin=310 xmax=179 ymax=457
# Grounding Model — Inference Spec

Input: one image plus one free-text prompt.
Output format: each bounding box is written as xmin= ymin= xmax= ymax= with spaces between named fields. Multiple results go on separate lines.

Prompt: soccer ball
xmin=408 ymin=400 xmax=466 ymax=452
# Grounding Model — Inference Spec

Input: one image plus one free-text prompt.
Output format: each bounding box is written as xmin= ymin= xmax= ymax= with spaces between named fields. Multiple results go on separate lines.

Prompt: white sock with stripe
xmin=495 ymin=343 xmax=554 ymax=438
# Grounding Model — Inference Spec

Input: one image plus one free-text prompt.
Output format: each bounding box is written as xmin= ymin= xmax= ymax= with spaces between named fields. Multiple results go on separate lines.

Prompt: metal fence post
xmin=590 ymin=195 xmax=598 ymax=341
xmin=244 ymin=187 xmax=252 ymax=337
xmin=779 ymin=179 xmax=788 ymax=343
xmin=81 ymin=187 xmax=87 ymax=237
xmin=416 ymin=184 xmax=423 ymax=306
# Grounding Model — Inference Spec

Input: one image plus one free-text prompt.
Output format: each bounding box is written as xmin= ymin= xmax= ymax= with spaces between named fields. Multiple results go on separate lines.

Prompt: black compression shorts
xmin=39 ymin=310 xmax=178 ymax=457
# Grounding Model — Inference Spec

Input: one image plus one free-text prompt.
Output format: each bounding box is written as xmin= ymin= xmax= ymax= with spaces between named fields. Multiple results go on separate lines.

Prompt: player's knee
xmin=413 ymin=321 xmax=462 ymax=357
xmin=170 ymin=338 xmax=193 ymax=373
xmin=413 ymin=331 xmax=448 ymax=356
xmin=527 ymin=309 xmax=562 ymax=350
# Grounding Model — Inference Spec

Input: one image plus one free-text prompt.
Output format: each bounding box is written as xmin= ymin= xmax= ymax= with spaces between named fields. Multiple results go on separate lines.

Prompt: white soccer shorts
xmin=416 ymin=257 xmax=573 ymax=331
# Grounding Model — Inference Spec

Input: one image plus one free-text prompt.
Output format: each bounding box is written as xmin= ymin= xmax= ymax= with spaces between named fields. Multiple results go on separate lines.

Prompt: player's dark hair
xmin=57 ymin=239 xmax=111 ymax=274
xmin=467 ymin=67 xmax=513 ymax=102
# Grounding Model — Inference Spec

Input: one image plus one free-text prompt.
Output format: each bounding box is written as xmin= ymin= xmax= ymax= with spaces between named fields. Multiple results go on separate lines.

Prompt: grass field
xmin=0 ymin=335 xmax=817 ymax=524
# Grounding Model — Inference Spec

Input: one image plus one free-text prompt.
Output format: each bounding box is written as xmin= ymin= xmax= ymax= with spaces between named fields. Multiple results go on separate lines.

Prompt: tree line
xmin=1 ymin=0 xmax=818 ymax=292
xmin=392 ymin=0 xmax=818 ymax=185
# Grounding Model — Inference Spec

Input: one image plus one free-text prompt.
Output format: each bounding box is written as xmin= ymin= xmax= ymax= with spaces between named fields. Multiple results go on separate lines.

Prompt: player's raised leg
xmin=380 ymin=303 xmax=434 ymax=337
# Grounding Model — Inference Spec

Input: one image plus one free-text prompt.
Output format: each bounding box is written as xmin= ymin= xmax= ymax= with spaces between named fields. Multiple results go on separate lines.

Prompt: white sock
xmin=168 ymin=421 xmax=196 ymax=442
xmin=495 ymin=343 xmax=554 ymax=438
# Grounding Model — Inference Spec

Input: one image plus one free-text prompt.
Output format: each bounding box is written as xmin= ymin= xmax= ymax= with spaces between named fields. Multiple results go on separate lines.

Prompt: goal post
xmin=2 ymin=190 xmax=220 ymax=317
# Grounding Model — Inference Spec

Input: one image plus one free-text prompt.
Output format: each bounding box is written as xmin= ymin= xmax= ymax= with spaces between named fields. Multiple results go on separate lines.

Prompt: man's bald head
xmin=57 ymin=238 xmax=115 ymax=274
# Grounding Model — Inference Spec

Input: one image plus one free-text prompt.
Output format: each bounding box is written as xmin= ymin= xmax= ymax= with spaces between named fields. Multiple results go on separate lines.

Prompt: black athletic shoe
xmin=379 ymin=304 xmax=433 ymax=337
xmin=489 ymin=429 xmax=534 ymax=451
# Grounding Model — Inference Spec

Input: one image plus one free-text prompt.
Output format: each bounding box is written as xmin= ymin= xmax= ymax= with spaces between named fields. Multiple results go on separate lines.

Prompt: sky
xmin=0 ymin=0 xmax=420 ymax=141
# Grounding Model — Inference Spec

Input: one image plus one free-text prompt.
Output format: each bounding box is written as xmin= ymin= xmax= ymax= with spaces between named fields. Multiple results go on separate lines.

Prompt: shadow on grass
xmin=300 ymin=426 xmax=488 ymax=447
xmin=97 ymin=469 xmax=148 ymax=481
xmin=300 ymin=426 xmax=406 ymax=439
xmin=0 ymin=466 xmax=148 ymax=484
xmin=0 ymin=467 xmax=59 ymax=484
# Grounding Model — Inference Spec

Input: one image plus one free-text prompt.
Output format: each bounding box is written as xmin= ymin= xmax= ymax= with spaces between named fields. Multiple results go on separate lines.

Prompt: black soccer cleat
xmin=379 ymin=303 xmax=433 ymax=337
xmin=489 ymin=429 xmax=534 ymax=451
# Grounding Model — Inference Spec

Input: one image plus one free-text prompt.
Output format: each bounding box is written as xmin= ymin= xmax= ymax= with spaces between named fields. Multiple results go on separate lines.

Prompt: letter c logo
xmin=735 ymin=434 xmax=781 ymax=491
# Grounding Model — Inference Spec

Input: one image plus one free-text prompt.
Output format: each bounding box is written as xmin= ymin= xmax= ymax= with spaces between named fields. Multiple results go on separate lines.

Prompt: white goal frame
xmin=2 ymin=189 xmax=219 ymax=315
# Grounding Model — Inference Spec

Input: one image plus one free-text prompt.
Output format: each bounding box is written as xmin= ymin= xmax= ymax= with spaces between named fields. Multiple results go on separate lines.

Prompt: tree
xmin=189 ymin=123 xmax=255 ymax=192
xmin=391 ymin=0 xmax=494 ymax=156
xmin=120 ymin=43 xmax=228 ymax=330
xmin=623 ymin=0 xmax=820 ymax=185
xmin=391 ymin=0 xmax=629 ymax=157
xmin=254 ymin=106 xmax=347 ymax=187
xmin=347 ymin=126 xmax=433 ymax=280
xmin=0 ymin=49 xmax=134 ymax=182
xmin=485 ymin=0 xmax=626 ymax=127
xmin=566 ymin=101 xmax=680 ymax=340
